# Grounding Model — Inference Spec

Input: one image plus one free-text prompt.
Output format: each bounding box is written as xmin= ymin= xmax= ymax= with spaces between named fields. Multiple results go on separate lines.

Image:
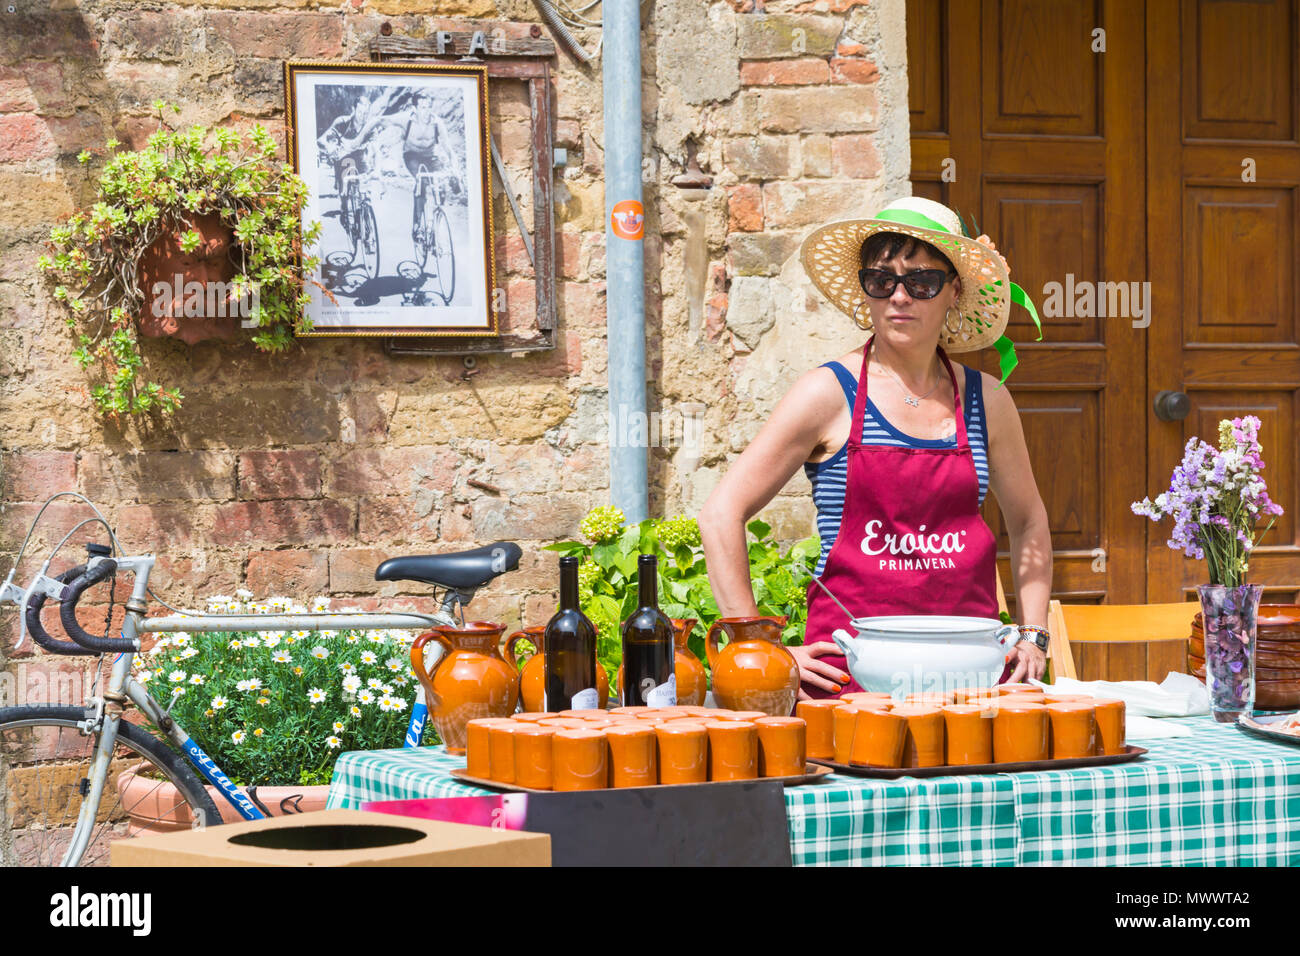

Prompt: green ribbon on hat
xmin=872 ymin=206 xmax=1043 ymax=386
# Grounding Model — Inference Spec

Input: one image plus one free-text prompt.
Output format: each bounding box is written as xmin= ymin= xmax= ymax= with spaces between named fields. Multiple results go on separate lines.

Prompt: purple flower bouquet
xmin=1133 ymin=416 xmax=1282 ymax=721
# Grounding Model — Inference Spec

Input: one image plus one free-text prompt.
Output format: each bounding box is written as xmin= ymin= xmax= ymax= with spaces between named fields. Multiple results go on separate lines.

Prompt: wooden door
xmin=908 ymin=0 xmax=1149 ymax=610
xmin=1146 ymin=0 xmax=1300 ymax=603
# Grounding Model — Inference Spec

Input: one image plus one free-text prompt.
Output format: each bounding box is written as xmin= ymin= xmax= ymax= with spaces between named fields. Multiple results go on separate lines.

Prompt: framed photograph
xmin=285 ymin=61 xmax=497 ymax=337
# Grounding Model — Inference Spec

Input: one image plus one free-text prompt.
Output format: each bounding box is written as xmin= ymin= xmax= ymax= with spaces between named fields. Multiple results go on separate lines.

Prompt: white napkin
xmin=1032 ymin=671 xmax=1210 ymax=718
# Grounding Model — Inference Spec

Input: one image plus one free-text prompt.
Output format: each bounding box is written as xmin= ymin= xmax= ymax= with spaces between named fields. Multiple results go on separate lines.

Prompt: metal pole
xmin=603 ymin=0 xmax=648 ymax=524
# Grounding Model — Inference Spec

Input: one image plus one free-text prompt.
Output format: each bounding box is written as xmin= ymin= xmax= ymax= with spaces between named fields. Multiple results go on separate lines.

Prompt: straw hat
xmin=799 ymin=196 xmax=1013 ymax=354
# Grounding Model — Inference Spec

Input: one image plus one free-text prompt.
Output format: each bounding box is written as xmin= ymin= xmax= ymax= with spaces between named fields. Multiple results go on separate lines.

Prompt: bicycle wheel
xmin=430 ymin=205 xmax=455 ymax=305
xmin=0 ymin=705 xmax=220 ymax=867
xmin=360 ymin=203 xmax=381 ymax=279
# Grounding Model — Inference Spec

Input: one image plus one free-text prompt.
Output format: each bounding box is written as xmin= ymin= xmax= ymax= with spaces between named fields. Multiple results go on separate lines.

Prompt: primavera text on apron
xmin=802 ymin=335 xmax=1001 ymax=697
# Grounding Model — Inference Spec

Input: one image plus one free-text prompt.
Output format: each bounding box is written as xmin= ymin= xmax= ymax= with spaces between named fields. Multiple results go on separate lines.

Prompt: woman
xmin=699 ymin=197 xmax=1052 ymax=699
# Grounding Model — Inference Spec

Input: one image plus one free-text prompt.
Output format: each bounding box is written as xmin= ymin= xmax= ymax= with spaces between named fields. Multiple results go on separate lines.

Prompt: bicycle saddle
xmin=374 ymin=542 xmax=522 ymax=591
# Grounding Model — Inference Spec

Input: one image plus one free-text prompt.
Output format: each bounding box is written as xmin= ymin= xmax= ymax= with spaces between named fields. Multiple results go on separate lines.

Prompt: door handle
xmin=1154 ymin=390 xmax=1190 ymax=422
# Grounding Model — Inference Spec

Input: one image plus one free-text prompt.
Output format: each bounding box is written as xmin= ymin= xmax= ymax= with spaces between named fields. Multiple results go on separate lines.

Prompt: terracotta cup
xmin=832 ymin=704 xmax=861 ymax=764
xmin=797 ymin=699 xmax=841 ymax=760
xmin=704 ymin=720 xmax=758 ymax=781
xmin=994 ymin=682 xmax=1039 ymax=697
xmin=1043 ymin=693 xmax=1093 ymax=705
xmin=953 ymin=687 xmax=995 ymax=705
xmin=1092 ymin=698 xmax=1126 ymax=755
xmin=561 ymin=709 xmax=609 ymax=720
xmin=755 ymin=716 xmax=806 ymax=777
xmin=487 ymin=720 xmax=522 ymax=784
xmin=552 ymin=728 xmax=609 ymax=791
xmin=1046 ymin=702 xmax=1097 ymax=759
xmin=677 ymin=705 xmax=716 ymax=717
xmin=997 ymin=691 xmax=1046 ymax=706
xmin=655 ymin=721 xmax=709 ymax=784
xmin=466 ymin=718 xmax=513 ymax=778
xmin=942 ymin=704 xmax=995 ymax=765
xmin=904 ymin=692 xmax=957 ymax=707
xmin=513 ymin=723 xmax=556 ymax=790
xmin=839 ymin=692 xmax=893 ymax=706
xmin=511 ymin=712 xmax=558 ymax=724
xmin=891 ymin=705 xmax=946 ymax=768
xmin=715 ymin=710 xmax=769 ymax=722
xmin=605 ymin=723 xmax=658 ymax=788
xmin=611 ymin=706 xmax=655 ymax=716
xmin=992 ymin=702 xmax=1049 ymax=763
xmin=849 ymin=708 xmax=909 ymax=768
xmin=636 ymin=709 xmax=682 ymax=720
xmin=538 ymin=717 xmax=589 ymax=730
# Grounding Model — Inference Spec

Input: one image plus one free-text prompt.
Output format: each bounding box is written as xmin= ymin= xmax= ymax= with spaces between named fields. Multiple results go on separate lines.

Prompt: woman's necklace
xmin=870 ymin=358 xmax=943 ymax=407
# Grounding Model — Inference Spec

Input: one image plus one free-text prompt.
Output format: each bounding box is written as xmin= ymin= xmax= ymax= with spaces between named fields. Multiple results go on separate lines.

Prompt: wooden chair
xmin=1046 ymin=600 xmax=1197 ymax=683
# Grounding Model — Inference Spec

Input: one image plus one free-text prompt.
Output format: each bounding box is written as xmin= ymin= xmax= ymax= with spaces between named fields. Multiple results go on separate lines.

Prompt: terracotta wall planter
xmin=116 ymin=766 xmax=329 ymax=836
xmin=136 ymin=212 xmax=244 ymax=344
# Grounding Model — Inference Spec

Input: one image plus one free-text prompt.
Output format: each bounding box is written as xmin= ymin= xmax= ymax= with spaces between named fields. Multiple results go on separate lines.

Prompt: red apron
xmin=802 ymin=336 xmax=1001 ymax=698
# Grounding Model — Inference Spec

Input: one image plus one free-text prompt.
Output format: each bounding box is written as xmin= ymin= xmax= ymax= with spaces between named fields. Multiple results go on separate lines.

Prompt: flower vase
xmin=1197 ymin=583 xmax=1261 ymax=722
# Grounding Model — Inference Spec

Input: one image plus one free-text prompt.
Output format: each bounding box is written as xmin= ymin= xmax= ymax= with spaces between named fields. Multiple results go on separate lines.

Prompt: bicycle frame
xmin=7 ymin=552 xmax=457 ymax=864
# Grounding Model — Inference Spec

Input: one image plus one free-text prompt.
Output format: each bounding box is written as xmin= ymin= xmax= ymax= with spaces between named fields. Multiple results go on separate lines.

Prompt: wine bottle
xmin=543 ymin=555 xmax=600 ymax=712
xmin=621 ymin=554 xmax=676 ymax=707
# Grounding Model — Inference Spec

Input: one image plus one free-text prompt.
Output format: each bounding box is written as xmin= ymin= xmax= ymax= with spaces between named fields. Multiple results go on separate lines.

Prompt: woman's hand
xmin=1007 ymin=642 xmax=1046 ymax=683
xmin=791 ymin=642 xmax=851 ymax=700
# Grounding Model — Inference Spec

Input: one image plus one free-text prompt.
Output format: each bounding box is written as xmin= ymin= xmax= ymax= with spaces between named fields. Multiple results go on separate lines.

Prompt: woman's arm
xmin=699 ymin=368 xmax=841 ymax=615
xmin=983 ymin=374 xmax=1053 ymax=680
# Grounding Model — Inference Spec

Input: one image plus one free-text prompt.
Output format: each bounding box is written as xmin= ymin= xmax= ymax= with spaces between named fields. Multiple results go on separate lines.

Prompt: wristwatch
xmin=1017 ymin=625 xmax=1049 ymax=653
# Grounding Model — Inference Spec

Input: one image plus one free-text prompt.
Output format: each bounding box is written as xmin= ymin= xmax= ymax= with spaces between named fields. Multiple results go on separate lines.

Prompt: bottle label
xmin=644 ymin=673 xmax=677 ymax=708
xmin=570 ymin=687 xmax=599 ymax=710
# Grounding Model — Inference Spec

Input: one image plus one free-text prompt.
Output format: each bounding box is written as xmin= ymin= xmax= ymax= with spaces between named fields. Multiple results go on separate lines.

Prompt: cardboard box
xmin=110 ymin=808 xmax=550 ymax=867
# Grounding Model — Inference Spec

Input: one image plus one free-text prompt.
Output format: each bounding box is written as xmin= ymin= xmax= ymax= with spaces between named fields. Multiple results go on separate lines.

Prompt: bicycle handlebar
xmin=57 ymin=558 xmax=138 ymax=654
xmin=24 ymin=564 xmax=94 ymax=656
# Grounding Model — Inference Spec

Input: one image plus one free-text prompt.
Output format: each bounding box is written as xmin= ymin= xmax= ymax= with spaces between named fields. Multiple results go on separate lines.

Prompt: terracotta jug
xmin=705 ymin=616 xmax=799 ymax=717
xmin=410 ymin=621 xmax=519 ymax=755
xmin=506 ymin=624 xmax=610 ymax=713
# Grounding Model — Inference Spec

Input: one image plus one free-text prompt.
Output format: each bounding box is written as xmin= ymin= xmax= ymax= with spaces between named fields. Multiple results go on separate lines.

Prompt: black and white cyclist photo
xmin=287 ymin=63 xmax=497 ymax=335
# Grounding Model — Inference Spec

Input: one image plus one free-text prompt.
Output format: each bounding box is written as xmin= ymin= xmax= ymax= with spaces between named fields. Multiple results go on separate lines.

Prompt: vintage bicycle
xmin=0 ymin=493 xmax=520 ymax=866
xmin=410 ymin=163 xmax=456 ymax=306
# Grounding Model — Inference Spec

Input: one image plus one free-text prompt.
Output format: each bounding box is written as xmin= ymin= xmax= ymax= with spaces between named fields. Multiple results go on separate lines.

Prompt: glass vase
xmin=1197 ymin=583 xmax=1261 ymax=722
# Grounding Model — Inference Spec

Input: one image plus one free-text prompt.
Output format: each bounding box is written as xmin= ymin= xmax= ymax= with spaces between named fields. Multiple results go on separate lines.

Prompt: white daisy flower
xmin=242 ymin=637 xmax=261 ymax=649
xmin=350 ymin=705 xmax=363 ymax=718
xmin=169 ymin=670 xmax=186 ymax=683
xmin=231 ymin=730 xmax=246 ymax=744
xmin=245 ymin=677 xmax=262 ymax=691
xmin=235 ymin=679 xmax=250 ymax=692
xmin=307 ymin=687 xmax=327 ymax=704
xmin=311 ymin=597 xmax=331 ymax=612
xmin=272 ymin=650 xmax=292 ymax=664
xmin=211 ymin=695 xmax=229 ymax=710
xmin=367 ymin=678 xmax=386 ymax=691
xmin=138 ymin=670 xmax=153 ymax=684
xmin=172 ymin=633 xmax=190 ymax=647
xmin=310 ymin=646 xmax=329 ymax=660
xmin=171 ymin=687 xmax=186 ymax=698
xmin=360 ymin=651 xmax=378 ymax=666
xmin=344 ymin=633 xmax=359 ymax=645
xmin=224 ymin=601 xmax=242 ymax=614
xmin=326 ymin=736 xmax=342 ymax=749
xmin=339 ymin=662 xmax=357 ymax=676
xmin=333 ymin=721 xmax=345 ymax=733
xmin=386 ymin=657 xmax=404 ymax=672
xmin=378 ymin=696 xmax=396 ymax=713
xmin=294 ymin=630 xmax=311 ymax=641
xmin=262 ymin=634 xmax=281 ymax=649
xmin=180 ymin=647 xmax=199 ymax=660
xmin=393 ymin=676 xmax=409 ymax=688
xmin=188 ymin=674 xmax=205 ymax=685
xmin=368 ymin=632 xmax=386 ymax=644
xmin=290 ymin=604 xmax=308 ymax=615
xmin=235 ymin=588 xmax=254 ymax=601
xmin=229 ymin=639 xmax=243 ymax=650
xmin=342 ymin=675 xmax=362 ymax=695
xmin=388 ymin=696 xmax=407 ymax=713
xmin=357 ymin=689 xmax=376 ymax=706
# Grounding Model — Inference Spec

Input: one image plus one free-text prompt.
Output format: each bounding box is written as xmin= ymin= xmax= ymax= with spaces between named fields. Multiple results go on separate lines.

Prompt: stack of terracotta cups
xmin=796 ymin=686 xmax=1126 ymax=769
xmin=464 ymin=705 xmax=809 ymax=789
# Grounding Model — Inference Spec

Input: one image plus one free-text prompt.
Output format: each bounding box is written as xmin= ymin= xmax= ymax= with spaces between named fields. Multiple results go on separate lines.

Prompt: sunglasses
xmin=858 ymin=267 xmax=957 ymax=300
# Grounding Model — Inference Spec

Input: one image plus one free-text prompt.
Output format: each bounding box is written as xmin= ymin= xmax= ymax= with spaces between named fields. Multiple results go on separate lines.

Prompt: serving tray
xmin=1236 ymin=712 xmax=1300 ymax=746
xmin=808 ymin=745 xmax=1147 ymax=779
xmin=449 ymin=763 xmax=834 ymax=793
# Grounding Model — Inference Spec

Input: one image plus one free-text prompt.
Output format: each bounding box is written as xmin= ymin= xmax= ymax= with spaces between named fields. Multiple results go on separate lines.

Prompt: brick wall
xmin=0 ymin=0 xmax=910 ymax=679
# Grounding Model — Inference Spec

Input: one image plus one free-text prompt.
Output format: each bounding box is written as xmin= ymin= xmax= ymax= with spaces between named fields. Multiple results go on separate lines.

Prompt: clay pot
xmin=506 ymin=624 xmax=610 ymax=713
xmin=1046 ymin=702 xmax=1097 ymax=759
xmin=411 ymin=621 xmax=519 ymax=755
xmin=704 ymin=720 xmax=758 ymax=781
xmin=605 ymin=723 xmax=658 ymax=788
xmin=466 ymin=717 xmax=514 ymax=778
xmin=655 ymin=722 xmax=709 ymax=784
xmin=115 ymin=767 xmax=328 ymax=835
xmin=137 ymin=212 xmax=245 ymax=344
xmin=705 ymin=616 xmax=799 ymax=717
xmin=1092 ymin=698 xmax=1126 ymax=755
xmin=513 ymin=724 xmax=555 ymax=790
xmin=992 ymin=702 xmax=1049 ymax=763
xmin=796 ymin=699 xmax=841 ymax=760
xmin=849 ymin=708 xmax=908 ymax=768
xmin=552 ymin=728 xmax=608 ymax=791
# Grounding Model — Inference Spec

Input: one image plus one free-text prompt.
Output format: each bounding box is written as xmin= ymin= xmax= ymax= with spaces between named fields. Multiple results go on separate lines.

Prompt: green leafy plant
xmin=543 ymin=507 xmax=820 ymax=687
xmin=133 ymin=591 xmax=428 ymax=787
xmin=38 ymin=101 xmax=324 ymax=417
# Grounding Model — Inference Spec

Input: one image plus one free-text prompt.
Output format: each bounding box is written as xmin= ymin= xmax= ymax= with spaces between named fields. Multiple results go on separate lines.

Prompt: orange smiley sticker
xmin=610 ymin=200 xmax=645 ymax=240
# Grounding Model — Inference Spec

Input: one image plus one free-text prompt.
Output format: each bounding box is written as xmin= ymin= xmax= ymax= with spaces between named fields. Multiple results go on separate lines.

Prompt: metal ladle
xmin=809 ymin=573 xmax=861 ymax=624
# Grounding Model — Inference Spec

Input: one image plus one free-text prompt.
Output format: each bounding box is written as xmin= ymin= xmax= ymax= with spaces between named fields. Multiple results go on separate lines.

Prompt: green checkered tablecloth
xmin=326 ymin=716 xmax=1300 ymax=866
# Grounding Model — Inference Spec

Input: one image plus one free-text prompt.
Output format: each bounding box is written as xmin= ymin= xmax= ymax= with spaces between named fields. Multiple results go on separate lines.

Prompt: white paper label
xmin=644 ymin=673 xmax=677 ymax=708
xmin=570 ymin=687 xmax=599 ymax=710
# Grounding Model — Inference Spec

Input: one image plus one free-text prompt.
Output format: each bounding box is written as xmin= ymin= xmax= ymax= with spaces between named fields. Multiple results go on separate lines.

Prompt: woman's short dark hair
xmin=859 ymin=231 xmax=955 ymax=273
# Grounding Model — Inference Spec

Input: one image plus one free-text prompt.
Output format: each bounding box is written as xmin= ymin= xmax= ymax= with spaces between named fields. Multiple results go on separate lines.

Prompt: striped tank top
xmin=804 ymin=360 xmax=990 ymax=576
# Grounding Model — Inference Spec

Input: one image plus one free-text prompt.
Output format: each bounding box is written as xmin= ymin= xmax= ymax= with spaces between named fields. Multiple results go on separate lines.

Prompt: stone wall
xmin=0 ymin=0 xmax=910 ymax=691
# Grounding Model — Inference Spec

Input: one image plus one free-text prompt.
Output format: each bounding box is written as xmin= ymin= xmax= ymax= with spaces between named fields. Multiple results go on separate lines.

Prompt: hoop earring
xmin=852 ymin=299 xmax=873 ymax=331
xmin=944 ymin=306 xmax=964 ymax=336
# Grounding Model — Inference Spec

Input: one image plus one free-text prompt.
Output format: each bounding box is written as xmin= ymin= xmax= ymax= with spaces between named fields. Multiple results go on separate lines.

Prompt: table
xmin=326 ymin=716 xmax=1300 ymax=866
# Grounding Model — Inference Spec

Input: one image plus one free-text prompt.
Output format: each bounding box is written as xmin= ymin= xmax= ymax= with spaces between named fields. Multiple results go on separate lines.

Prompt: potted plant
xmin=1133 ymin=416 xmax=1283 ymax=720
xmin=542 ymin=507 xmax=820 ymax=689
xmin=119 ymin=590 xmax=426 ymax=833
xmin=38 ymin=101 xmax=324 ymax=417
